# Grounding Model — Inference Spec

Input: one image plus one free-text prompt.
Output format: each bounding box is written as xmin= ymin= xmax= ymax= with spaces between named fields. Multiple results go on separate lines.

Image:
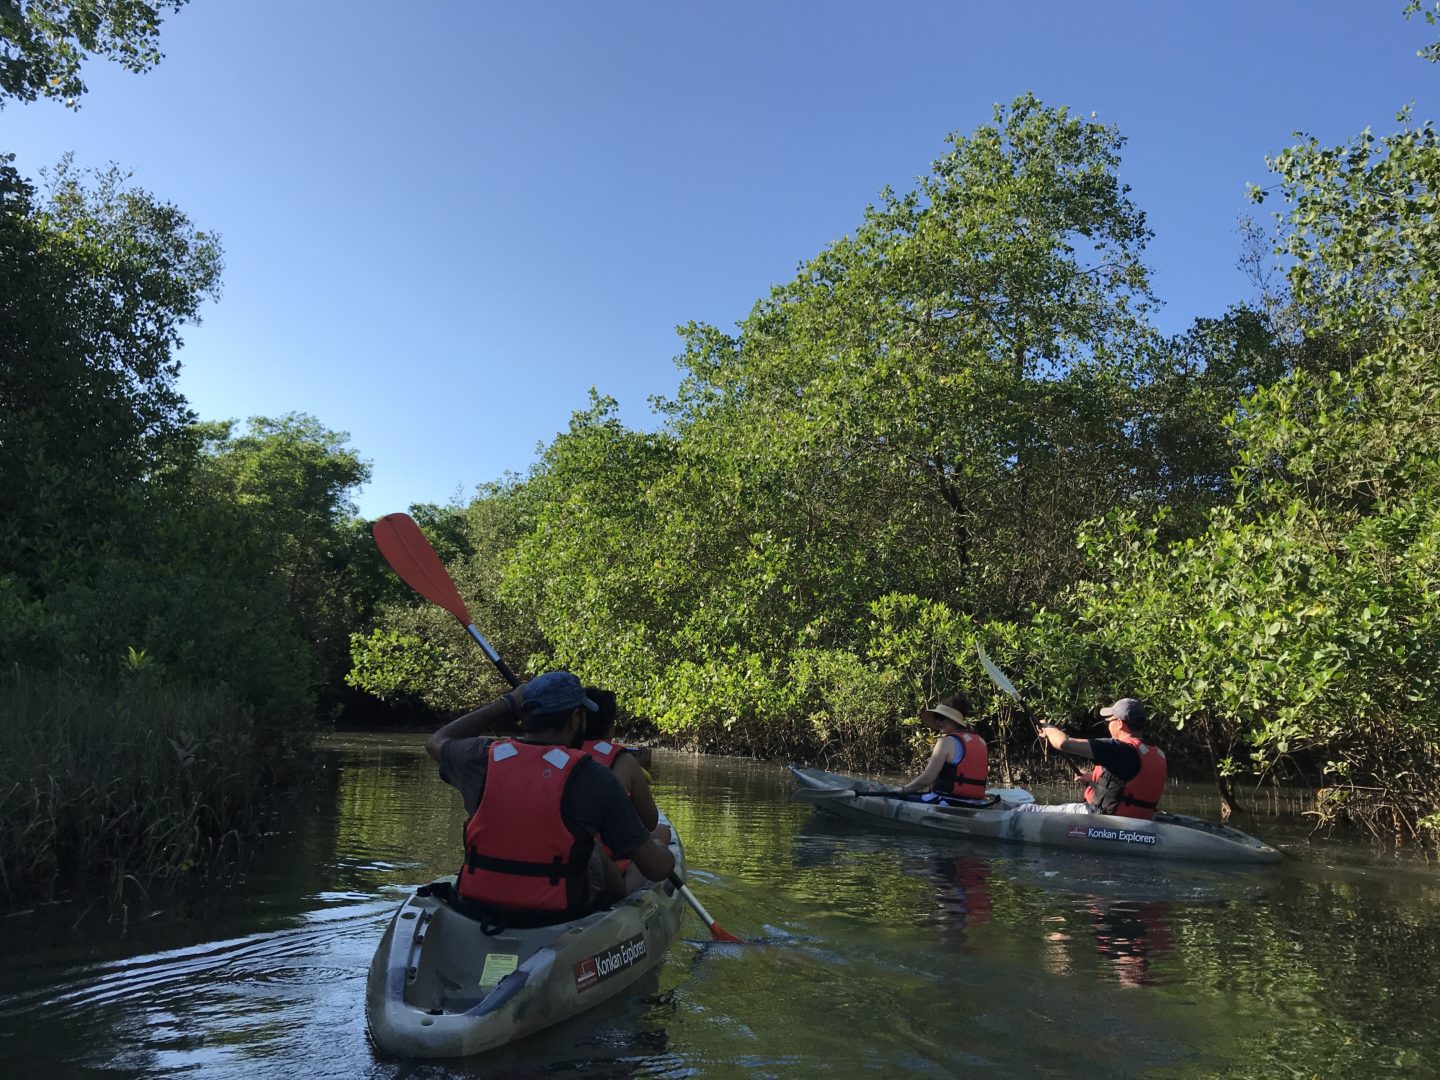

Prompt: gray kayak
xmin=366 ymin=815 xmax=686 ymax=1058
xmin=790 ymin=766 xmax=1281 ymax=864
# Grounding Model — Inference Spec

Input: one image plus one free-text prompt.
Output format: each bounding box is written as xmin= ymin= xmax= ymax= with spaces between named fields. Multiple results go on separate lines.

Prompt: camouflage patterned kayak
xmin=366 ymin=815 xmax=685 ymax=1058
xmin=790 ymin=766 xmax=1280 ymax=864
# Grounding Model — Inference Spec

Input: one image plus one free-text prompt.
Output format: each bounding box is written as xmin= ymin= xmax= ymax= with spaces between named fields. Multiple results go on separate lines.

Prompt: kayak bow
xmin=366 ymin=813 xmax=687 ymax=1058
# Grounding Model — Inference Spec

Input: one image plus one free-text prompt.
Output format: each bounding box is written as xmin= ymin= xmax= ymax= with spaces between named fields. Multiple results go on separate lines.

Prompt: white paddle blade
xmin=987 ymin=786 xmax=1036 ymax=805
xmin=791 ymin=787 xmax=860 ymax=802
xmin=976 ymin=643 xmax=1022 ymax=703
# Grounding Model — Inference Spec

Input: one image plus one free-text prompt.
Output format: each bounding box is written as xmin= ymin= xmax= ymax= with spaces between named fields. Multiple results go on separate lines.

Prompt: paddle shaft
xmin=791 ymin=787 xmax=896 ymax=800
xmin=672 ymin=876 xmax=741 ymax=943
xmin=795 ymin=785 xmax=1034 ymax=806
xmin=463 ymin=625 xmax=519 ymax=688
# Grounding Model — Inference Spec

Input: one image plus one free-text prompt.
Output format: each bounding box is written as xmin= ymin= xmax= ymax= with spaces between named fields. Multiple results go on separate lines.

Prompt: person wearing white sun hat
xmin=894 ymin=691 xmax=991 ymax=806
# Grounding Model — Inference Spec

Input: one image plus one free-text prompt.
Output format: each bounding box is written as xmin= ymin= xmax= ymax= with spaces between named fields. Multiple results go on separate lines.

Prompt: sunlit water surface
xmin=1 ymin=734 xmax=1437 ymax=1077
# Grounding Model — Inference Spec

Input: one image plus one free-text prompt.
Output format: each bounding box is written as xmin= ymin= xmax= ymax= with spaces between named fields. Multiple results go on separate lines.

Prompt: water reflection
xmin=0 ymin=738 xmax=1439 ymax=1077
xmin=1036 ymin=896 xmax=1175 ymax=989
xmin=929 ymin=855 xmax=994 ymax=940
xmin=793 ymin=815 xmax=1193 ymax=985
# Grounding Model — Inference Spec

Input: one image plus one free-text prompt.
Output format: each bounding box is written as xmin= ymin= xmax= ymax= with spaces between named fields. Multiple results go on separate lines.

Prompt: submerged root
xmin=1306 ymin=784 xmax=1436 ymax=844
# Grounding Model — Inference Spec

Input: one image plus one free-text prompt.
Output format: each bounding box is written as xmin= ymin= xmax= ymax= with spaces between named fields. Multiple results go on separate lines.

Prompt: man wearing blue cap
xmin=426 ymin=671 xmax=676 ymax=924
xmin=1013 ymin=697 xmax=1168 ymax=819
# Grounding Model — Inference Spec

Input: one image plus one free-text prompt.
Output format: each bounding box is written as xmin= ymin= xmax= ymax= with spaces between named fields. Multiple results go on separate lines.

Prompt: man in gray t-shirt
xmin=427 ymin=671 xmax=674 ymax=914
xmin=438 ymin=736 xmax=652 ymax=858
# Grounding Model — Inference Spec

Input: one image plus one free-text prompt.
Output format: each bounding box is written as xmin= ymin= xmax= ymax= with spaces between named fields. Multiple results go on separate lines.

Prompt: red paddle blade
xmin=372 ymin=513 xmax=472 ymax=626
xmin=709 ymin=922 xmax=743 ymax=944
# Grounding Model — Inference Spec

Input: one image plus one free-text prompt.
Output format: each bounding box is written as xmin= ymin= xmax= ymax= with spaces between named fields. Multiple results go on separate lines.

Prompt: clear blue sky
xmin=7 ymin=1 xmax=1436 ymax=519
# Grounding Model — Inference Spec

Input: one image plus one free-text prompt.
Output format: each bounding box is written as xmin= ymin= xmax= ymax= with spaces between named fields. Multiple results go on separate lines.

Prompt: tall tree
xmin=199 ymin=413 xmax=373 ymax=697
xmin=660 ymin=94 xmax=1163 ymax=621
xmin=0 ymin=155 xmax=221 ymax=617
xmin=1041 ymin=112 xmax=1440 ymax=827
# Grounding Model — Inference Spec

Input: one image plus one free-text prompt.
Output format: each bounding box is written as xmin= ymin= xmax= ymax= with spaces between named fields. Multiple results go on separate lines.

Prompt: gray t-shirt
xmin=438 ymin=737 xmax=652 ymax=859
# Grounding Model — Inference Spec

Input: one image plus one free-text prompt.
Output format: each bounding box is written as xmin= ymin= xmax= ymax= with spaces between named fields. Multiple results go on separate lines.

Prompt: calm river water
xmin=2 ymin=733 xmax=1438 ymax=1077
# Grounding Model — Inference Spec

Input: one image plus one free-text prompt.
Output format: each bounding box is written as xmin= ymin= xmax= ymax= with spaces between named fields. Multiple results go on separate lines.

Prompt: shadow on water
xmin=2 ymin=738 xmax=1440 ymax=1077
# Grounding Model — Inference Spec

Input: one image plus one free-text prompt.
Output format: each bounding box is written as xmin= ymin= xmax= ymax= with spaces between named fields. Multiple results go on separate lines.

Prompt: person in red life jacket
xmin=579 ymin=687 xmax=672 ymax=895
xmin=580 ymin=687 xmax=660 ymax=831
xmin=583 ymin=688 xmax=654 ymax=771
xmin=893 ymin=692 xmax=991 ymax=806
xmin=424 ymin=671 xmax=676 ymax=926
xmin=1015 ymin=697 xmax=1167 ymax=818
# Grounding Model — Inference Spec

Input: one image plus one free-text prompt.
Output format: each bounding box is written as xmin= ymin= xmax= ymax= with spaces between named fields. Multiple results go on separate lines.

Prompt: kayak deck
xmin=790 ymin=766 xmax=1280 ymax=864
xmin=366 ymin=816 xmax=685 ymax=1058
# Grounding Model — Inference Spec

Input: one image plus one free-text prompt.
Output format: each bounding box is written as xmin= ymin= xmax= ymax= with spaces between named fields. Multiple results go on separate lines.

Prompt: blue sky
xmin=7 ymin=1 xmax=1436 ymax=519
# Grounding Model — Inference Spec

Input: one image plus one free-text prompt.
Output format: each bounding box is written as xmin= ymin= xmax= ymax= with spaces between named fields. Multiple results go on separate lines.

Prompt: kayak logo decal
xmin=1067 ymin=825 xmax=1159 ymax=846
xmin=573 ymin=933 xmax=648 ymax=994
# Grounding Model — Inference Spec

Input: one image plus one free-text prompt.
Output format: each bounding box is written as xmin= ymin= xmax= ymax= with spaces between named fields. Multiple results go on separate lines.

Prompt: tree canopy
xmin=0 ymin=0 xmax=187 ymax=107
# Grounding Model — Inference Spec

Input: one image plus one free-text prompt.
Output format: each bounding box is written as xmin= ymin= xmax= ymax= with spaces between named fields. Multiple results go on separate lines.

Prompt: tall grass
xmin=0 ymin=668 xmax=308 ymax=908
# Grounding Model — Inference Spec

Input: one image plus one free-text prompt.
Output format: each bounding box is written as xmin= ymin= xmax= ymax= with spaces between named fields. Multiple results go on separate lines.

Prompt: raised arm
xmin=1038 ymin=724 xmax=1095 ymax=760
xmin=425 ymin=685 xmax=525 ymax=761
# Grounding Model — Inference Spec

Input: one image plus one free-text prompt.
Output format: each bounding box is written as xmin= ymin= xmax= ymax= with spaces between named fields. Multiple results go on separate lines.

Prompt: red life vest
xmin=581 ymin=738 xmax=625 ymax=774
xmin=933 ymin=731 xmax=989 ymax=799
xmin=1085 ymin=736 xmax=1167 ymax=820
xmin=459 ymin=740 xmax=595 ymax=915
xmin=580 ymin=738 xmax=633 ymax=872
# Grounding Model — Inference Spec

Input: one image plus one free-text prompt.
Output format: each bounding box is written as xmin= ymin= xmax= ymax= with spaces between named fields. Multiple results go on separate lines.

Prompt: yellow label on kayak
xmin=480 ymin=953 xmax=518 ymax=987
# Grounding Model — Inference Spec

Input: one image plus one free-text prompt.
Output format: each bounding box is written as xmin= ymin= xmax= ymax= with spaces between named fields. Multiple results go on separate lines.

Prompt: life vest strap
xmin=1120 ymin=792 xmax=1159 ymax=809
xmin=465 ymin=850 xmax=588 ymax=884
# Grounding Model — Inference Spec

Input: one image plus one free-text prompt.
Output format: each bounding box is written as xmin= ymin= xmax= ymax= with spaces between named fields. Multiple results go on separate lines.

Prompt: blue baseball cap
xmin=521 ymin=671 xmax=599 ymax=716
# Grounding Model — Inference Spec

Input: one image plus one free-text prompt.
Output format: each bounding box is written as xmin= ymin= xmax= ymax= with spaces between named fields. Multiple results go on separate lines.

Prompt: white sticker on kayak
xmin=479 ymin=953 xmax=518 ymax=987
xmin=573 ymin=933 xmax=647 ymax=994
xmin=1067 ymin=824 xmax=1159 ymax=846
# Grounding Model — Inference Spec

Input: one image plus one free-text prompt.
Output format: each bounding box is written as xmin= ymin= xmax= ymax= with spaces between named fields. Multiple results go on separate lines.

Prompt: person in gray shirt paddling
xmin=427 ymin=671 xmax=675 ymax=923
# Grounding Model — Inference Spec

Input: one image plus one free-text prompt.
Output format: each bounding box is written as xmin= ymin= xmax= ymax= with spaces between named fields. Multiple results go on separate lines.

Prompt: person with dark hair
xmin=893 ymin=691 xmax=991 ymax=806
xmin=424 ymin=671 xmax=675 ymax=925
xmin=580 ymin=687 xmax=658 ymax=829
xmin=1016 ymin=698 xmax=1167 ymax=818
xmin=579 ymin=686 xmax=668 ymax=893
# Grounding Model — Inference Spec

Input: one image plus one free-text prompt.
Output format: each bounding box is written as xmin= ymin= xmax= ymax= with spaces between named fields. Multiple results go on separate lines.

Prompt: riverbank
xmin=0 ymin=670 xmax=313 ymax=911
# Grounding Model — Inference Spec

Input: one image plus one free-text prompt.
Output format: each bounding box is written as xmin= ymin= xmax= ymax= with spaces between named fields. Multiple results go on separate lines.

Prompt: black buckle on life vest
xmin=1120 ymin=793 xmax=1158 ymax=809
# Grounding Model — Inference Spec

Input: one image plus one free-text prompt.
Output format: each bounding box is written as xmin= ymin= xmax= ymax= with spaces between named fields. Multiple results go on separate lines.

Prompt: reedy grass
xmin=0 ymin=668 xmax=307 ymax=908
